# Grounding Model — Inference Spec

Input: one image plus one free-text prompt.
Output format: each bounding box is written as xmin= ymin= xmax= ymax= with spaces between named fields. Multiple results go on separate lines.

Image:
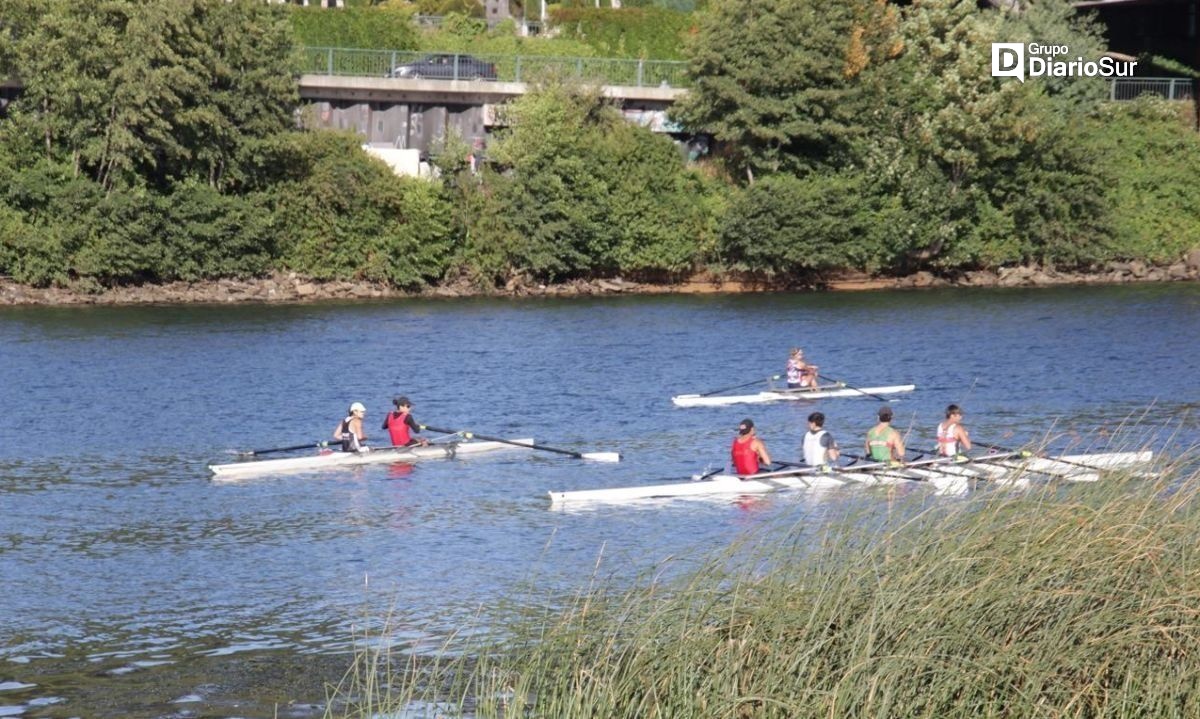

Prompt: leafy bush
xmin=157 ymin=182 xmax=277 ymax=281
xmin=472 ymin=82 xmax=714 ymax=282
xmin=270 ymin=131 xmax=454 ymax=288
xmin=548 ymin=7 xmax=694 ymax=60
xmin=1082 ymin=98 xmax=1200 ymax=264
xmin=718 ymin=173 xmax=902 ymax=279
xmin=290 ymin=6 xmax=419 ymax=50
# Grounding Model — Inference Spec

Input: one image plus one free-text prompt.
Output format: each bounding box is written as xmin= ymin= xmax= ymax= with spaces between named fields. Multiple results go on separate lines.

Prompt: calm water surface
xmin=1 ymin=284 xmax=1198 ymax=717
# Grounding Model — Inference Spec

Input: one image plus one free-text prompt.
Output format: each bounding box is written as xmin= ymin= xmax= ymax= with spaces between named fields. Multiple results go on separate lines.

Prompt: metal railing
xmin=1110 ymin=77 xmax=1194 ymax=101
xmin=299 ymin=47 xmax=692 ymax=89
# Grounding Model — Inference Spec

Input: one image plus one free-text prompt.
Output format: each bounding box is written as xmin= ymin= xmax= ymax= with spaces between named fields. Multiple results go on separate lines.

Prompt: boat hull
xmin=671 ymin=384 xmax=916 ymax=407
xmin=548 ymin=451 xmax=1153 ymax=505
xmin=210 ymin=438 xmax=534 ymax=479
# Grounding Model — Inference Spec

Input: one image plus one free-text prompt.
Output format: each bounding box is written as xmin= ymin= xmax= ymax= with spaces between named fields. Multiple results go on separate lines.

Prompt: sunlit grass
xmin=327 ymin=445 xmax=1200 ymax=719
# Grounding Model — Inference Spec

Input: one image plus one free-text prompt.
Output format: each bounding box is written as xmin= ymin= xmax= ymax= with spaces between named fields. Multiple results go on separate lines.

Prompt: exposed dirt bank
xmin=2 ymin=255 xmax=1199 ymax=306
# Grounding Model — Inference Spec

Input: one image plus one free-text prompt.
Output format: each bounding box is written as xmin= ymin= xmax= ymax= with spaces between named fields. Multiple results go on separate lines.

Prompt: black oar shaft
xmin=816 ymin=374 xmax=889 ymax=402
xmin=241 ymin=441 xmax=330 ymax=457
xmin=422 ymin=425 xmax=582 ymax=459
xmin=699 ymin=374 xmax=782 ymax=397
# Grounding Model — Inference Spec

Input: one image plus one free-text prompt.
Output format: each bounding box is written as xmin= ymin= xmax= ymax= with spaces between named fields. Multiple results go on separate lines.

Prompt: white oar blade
xmin=582 ymin=452 xmax=622 ymax=463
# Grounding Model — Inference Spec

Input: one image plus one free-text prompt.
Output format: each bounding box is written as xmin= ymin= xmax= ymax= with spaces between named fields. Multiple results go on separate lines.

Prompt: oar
xmin=422 ymin=425 xmax=621 ymax=463
xmin=973 ymin=440 xmax=1110 ymax=475
xmin=697 ymin=374 xmax=782 ymax=397
xmin=229 ymin=440 xmax=333 ymax=457
xmin=816 ymin=374 xmax=893 ymax=402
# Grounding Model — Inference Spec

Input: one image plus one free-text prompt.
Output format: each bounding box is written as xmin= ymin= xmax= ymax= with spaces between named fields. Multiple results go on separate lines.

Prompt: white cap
xmin=349 ymin=402 xmax=366 ymax=413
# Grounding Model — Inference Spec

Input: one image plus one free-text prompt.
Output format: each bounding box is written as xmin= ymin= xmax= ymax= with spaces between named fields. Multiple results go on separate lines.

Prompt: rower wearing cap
xmin=732 ymin=418 xmax=772 ymax=476
xmin=936 ymin=404 xmax=971 ymax=457
xmin=382 ymin=396 xmax=428 ymax=447
xmin=334 ymin=402 xmax=368 ymax=452
xmin=865 ymin=406 xmax=905 ymax=463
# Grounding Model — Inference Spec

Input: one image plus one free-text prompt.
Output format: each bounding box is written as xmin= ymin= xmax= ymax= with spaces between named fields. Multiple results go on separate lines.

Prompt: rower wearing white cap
xmin=333 ymin=402 xmax=369 ymax=452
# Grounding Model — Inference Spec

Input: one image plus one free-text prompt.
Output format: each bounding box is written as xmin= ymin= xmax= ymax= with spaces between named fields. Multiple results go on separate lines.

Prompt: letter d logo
xmin=991 ymin=43 xmax=1024 ymax=82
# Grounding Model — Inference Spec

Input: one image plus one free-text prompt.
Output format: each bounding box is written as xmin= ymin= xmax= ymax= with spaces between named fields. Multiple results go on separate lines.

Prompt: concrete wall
xmin=304 ymin=101 xmax=488 ymax=158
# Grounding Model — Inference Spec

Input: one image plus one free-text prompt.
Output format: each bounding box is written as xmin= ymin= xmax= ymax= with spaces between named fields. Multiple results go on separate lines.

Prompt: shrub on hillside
xmin=269 ymin=131 xmax=454 ymax=288
xmin=718 ymin=173 xmax=902 ymax=280
xmin=290 ymin=6 xmax=419 ymax=49
xmin=1083 ymin=97 xmax=1200 ymax=264
xmin=548 ymin=7 xmax=693 ymax=59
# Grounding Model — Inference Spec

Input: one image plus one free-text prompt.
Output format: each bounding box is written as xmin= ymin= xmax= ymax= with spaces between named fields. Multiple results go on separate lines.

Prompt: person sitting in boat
xmin=732 ymin=418 xmax=772 ymax=476
xmin=786 ymin=348 xmax=819 ymax=390
xmin=382 ymin=395 xmax=429 ymax=448
xmin=865 ymin=406 xmax=905 ymax=464
xmin=936 ymin=404 xmax=972 ymax=458
xmin=802 ymin=411 xmax=840 ymax=469
xmin=334 ymin=402 xmax=369 ymax=452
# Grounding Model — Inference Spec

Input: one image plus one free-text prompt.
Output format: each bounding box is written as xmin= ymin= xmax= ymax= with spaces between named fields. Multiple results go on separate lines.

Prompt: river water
xmin=1 ymin=284 xmax=1198 ymax=717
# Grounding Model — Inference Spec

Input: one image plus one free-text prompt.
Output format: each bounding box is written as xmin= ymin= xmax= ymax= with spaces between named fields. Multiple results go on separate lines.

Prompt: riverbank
xmin=2 ymin=255 xmax=1199 ymax=306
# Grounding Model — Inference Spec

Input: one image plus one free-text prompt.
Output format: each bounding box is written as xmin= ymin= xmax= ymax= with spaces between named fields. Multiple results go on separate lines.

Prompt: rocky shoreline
xmin=2 ymin=255 xmax=1198 ymax=306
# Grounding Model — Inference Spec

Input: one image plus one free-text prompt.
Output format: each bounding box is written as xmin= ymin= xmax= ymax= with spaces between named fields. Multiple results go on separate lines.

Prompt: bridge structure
xmin=298 ymin=47 xmax=692 ymax=160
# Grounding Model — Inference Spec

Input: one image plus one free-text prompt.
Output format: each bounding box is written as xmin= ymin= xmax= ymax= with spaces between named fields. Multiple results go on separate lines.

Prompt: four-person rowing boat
xmin=547 ymin=450 xmax=1153 ymax=505
xmin=672 ymin=384 xmax=916 ymax=408
xmin=209 ymin=438 xmax=535 ymax=480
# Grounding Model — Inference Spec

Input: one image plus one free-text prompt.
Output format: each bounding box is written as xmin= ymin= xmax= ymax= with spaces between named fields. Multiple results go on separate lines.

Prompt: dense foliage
xmin=437 ymin=83 xmax=717 ymax=283
xmin=0 ymin=0 xmax=450 ymax=289
xmin=1 ymin=0 xmax=1198 ymax=292
xmin=290 ymin=6 xmax=420 ymax=50
xmin=548 ymin=7 xmax=696 ymax=60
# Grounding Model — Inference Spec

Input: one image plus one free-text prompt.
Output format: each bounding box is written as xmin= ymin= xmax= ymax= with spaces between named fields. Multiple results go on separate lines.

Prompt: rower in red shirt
xmin=731 ymin=418 xmax=772 ymax=476
xmin=382 ymin=396 xmax=429 ymax=447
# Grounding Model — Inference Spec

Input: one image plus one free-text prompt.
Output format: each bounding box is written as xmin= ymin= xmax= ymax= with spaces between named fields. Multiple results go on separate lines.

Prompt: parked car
xmin=387 ymin=54 xmax=498 ymax=81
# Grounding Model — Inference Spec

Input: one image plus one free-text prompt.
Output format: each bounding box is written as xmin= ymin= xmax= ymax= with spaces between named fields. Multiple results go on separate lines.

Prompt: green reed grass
xmin=329 ymin=448 xmax=1200 ymax=719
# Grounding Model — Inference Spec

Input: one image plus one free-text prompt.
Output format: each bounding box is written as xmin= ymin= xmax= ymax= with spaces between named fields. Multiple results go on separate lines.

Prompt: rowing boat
xmin=671 ymin=384 xmax=916 ymax=408
xmin=210 ymin=438 xmax=534 ymax=480
xmin=547 ymin=450 xmax=1153 ymax=504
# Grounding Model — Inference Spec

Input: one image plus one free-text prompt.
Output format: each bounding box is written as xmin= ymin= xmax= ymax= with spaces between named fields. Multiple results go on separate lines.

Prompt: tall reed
xmin=331 ymin=452 xmax=1200 ymax=718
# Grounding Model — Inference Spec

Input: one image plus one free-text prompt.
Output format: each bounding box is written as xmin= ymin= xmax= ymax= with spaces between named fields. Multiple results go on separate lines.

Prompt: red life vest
xmin=385 ymin=410 xmax=412 ymax=446
xmin=731 ymin=436 xmax=760 ymax=475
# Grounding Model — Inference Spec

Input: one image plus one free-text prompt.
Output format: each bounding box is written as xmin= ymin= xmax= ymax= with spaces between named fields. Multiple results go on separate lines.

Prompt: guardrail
xmin=1110 ymin=77 xmax=1194 ymax=101
xmin=299 ymin=47 xmax=692 ymax=89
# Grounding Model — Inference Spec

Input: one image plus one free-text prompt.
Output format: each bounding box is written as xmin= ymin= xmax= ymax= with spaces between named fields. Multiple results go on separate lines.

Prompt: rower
xmin=802 ymin=411 xmax=840 ymax=468
xmin=865 ymin=406 xmax=905 ymax=464
xmin=936 ymin=404 xmax=972 ymax=457
xmin=334 ymin=402 xmax=368 ymax=452
xmin=732 ymin=418 xmax=772 ymax=476
xmin=786 ymin=348 xmax=819 ymax=390
xmin=382 ymin=395 xmax=429 ymax=448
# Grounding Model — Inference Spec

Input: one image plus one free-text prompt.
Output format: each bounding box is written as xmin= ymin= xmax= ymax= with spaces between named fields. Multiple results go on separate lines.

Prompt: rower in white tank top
xmin=936 ymin=404 xmax=971 ymax=457
xmin=802 ymin=412 xmax=839 ymax=467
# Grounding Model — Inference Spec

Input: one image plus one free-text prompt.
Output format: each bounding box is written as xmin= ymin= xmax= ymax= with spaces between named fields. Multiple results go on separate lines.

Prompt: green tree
xmin=718 ymin=172 xmax=902 ymax=280
xmin=176 ymin=0 xmax=300 ymax=190
xmin=673 ymin=0 xmax=895 ymax=181
xmin=1082 ymin=98 xmax=1200 ymax=264
xmin=269 ymin=131 xmax=454 ymax=288
xmin=2 ymin=0 xmax=297 ymax=192
xmin=857 ymin=0 xmax=1108 ymax=270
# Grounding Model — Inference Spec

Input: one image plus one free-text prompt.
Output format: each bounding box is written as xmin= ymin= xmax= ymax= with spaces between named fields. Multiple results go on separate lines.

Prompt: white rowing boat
xmin=547 ymin=450 xmax=1153 ymax=505
xmin=210 ymin=438 xmax=535 ymax=480
xmin=671 ymin=384 xmax=916 ymax=408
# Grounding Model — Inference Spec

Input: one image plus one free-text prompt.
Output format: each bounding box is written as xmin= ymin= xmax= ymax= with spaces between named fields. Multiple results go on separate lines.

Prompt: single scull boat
xmin=548 ymin=450 xmax=1153 ymax=504
xmin=210 ymin=438 xmax=534 ymax=480
xmin=672 ymin=384 xmax=916 ymax=408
